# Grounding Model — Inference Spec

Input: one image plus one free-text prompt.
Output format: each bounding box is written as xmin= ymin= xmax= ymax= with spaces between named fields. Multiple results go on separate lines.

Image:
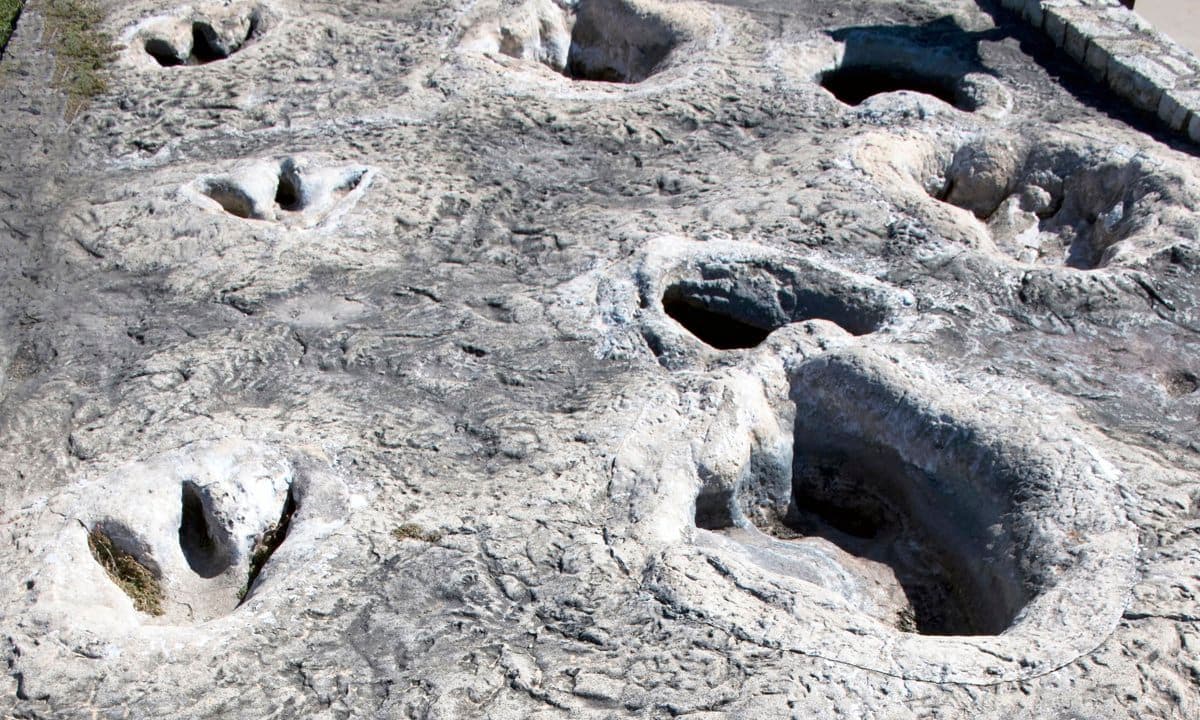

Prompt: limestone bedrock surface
xmin=2 ymin=0 xmax=1200 ymax=717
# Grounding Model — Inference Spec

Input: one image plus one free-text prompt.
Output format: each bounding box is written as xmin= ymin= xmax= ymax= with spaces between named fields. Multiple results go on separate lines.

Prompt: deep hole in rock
xmin=694 ymin=488 xmax=736 ymax=530
xmin=780 ymin=449 xmax=994 ymax=635
xmin=773 ymin=384 xmax=1024 ymax=636
xmin=561 ymin=0 xmax=677 ymax=83
xmin=660 ymin=263 xmax=889 ymax=350
xmin=178 ymin=482 xmax=231 ymax=579
xmin=705 ymin=358 xmax=1034 ymax=637
xmin=785 ymin=460 xmax=890 ymax=540
xmin=663 ymin=286 xmax=773 ymax=350
xmin=145 ymin=14 xmax=260 ymax=67
xmin=144 ymin=37 xmax=184 ymax=67
xmin=821 ymin=65 xmax=963 ymax=108
xmin=274 ymin=168 xmax=303 ymax=212
xmin=239 ymin=486 xmax=296 ymax=602
xmin=190 ymin=22 xmax=228 ymax=64
xmin=820 ymin=20 xmax=988 ymax=112
xmin=740 ymin=441 xmax=1024 ymax=636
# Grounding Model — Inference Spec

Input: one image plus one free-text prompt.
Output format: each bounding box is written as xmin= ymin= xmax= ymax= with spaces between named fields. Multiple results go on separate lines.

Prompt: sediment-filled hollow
xmin=88 ymin=522 xmax=165 ymax=615
xmin=924 ymin=138 xmax=1189 ymax=268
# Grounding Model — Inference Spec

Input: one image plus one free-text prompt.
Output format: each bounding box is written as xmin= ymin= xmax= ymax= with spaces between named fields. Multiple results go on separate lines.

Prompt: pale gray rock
xmin=2 ymin=0 xmax=1200 ymax=718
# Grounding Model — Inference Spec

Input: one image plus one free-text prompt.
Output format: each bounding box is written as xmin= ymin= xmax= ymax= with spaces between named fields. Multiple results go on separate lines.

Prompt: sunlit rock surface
xmin=1 ymin=0 xmax=1199 ymax=717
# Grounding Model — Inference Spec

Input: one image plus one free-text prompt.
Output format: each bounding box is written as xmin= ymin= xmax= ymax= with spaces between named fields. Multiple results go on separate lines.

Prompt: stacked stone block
xmin=1002 ymin=0 xmax=1200 ymax=143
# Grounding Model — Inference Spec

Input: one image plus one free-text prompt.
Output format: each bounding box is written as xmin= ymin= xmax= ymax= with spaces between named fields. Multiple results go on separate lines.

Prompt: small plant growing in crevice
xmin=239 ymin=489 xmax=296 ymax=602
xmin=43 ymin=0 xmax=117 ymax=118
xmin=87 ymin=527 xmax=164 ymax=615
xmin=392 ymin=522 xmax=442 ymax=543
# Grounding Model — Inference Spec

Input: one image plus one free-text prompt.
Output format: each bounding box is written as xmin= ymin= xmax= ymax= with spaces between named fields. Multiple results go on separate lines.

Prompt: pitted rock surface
xmin=2 ymin=0 xmax=1200 ymax=718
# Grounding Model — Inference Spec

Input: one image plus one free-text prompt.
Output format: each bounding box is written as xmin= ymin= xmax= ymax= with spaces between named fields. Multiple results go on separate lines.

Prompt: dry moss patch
xmin=392 ymin=522 xmax=442 ymax=543
xmin=87 ymin=527 xmax=165 ymax=616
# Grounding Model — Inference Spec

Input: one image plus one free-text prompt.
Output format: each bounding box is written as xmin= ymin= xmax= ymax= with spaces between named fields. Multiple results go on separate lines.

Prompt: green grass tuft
xmin=87 ymin=527 xmax=165 ymax=616
xmin=43 ymin=0 xmax=116 ymax=116
xmin=0 ymin=0 xmax=22 ymax=57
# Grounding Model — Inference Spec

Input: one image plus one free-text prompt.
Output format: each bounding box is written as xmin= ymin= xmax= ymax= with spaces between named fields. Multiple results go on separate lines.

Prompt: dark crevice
xmin=240 ymin=487 xmax=297 ymax=603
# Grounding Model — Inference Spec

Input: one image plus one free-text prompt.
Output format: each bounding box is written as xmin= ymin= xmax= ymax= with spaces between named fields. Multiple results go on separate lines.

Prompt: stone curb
xmin=1001 ymin=0 xmax=1200 ymax=143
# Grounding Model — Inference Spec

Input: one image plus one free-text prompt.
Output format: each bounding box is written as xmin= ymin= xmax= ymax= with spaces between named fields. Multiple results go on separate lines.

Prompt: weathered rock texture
xmin=1 ymin=0 xmax=1199 ymax=718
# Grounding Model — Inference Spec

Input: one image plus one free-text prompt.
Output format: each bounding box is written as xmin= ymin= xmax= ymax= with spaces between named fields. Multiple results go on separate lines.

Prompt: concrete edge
xmin=1000 ymin=0 xmax=1200 ymax=144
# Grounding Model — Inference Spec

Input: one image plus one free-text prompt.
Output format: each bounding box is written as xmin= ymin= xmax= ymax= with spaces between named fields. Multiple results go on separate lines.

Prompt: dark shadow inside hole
xmin=144 ymin=37 xmax=184 ymax=66
xmin=821 ymin=65 xmax=963 ymax=108
xmin=240 ymin=487 xmax=297 ymax=603
xmin=274 ymin=171 xmax=302 ymax=211
xmin=1065 ymin=231 xmax=1104 ymax=270
xmin=179 ymin=482 xmax=228 ymax=579
xmin=785 ymin=463 xmax=887 ymax=540
xmin=561 ymin=1 xmax=674 ymax=83
xmin=777 ymin=448 xmax=1014 ymax=636
xmin=786 ymin=288 xmax=887 ymax=336
xmin=1164 ymin=370 xmax=1199 ymax=397
xmin=190 ymin=22 xmax=228 ymax=63
xmin=662 ymin=288 xmax=773 ymax=349
xmin=204 ymin=183 xmax=255 ymax=219
xmin=694 ymin=488 xmax=735 ymax=530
